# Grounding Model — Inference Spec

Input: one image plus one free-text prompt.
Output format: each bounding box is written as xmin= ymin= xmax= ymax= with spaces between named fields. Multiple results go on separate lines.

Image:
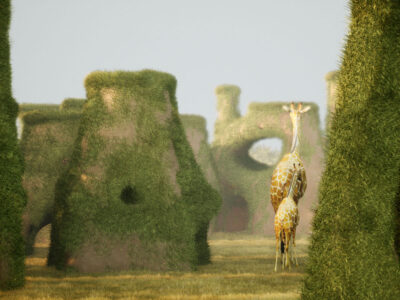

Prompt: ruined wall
xmin=180 ymin=115 xmax=220 ymax=193
xmin=48 ymin=70 xmax=221 ymax=272
xmin=212 ymin=85 xmax=324 ymax=235
xmin=19 ymin=101 xmax=220 ymax=258
xmin=19 ymin=100 xmax=83 ymax=254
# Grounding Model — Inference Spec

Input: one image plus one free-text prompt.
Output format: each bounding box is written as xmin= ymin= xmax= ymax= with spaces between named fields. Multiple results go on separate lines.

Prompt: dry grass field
xmin=0 ymin=227 xmax=309 ymax=299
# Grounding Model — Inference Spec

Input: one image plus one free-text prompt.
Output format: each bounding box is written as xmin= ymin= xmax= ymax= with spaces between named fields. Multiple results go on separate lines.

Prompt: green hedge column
xmin=49 ymin=70 xmax=220 ymax=272
xmin=0 ymin=0 xmax=26 ymax=290
xmin=302 ymin=1 xmax=400 ymax=299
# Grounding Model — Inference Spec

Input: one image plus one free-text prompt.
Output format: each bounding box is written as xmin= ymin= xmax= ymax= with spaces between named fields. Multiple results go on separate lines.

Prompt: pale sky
xmin=10 ymin=0 xmax=349 ymax=146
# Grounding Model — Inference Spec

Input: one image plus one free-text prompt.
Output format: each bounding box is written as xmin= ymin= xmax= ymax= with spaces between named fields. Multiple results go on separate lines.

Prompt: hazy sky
xmin=10 ymin=0 xmax=349 ymax=145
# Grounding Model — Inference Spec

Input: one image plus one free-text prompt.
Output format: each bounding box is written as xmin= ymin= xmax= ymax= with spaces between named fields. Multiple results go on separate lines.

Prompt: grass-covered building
xmin=302 ymin=1 xmax=400 ymax=298
xmin=0 ymin=0 xmax=26 ymax=290
xmin=48 ymin=70 xmax=221 ymax=272
xmin=19 ymin=99 xmax=84 ymax=255
xmin=212 ymin=85 xmax=323 ymax=234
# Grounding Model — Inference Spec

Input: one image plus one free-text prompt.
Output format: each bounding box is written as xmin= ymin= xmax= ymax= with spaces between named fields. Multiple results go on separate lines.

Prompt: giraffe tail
xmin=281 ymin=240 xmax=285 ymax=254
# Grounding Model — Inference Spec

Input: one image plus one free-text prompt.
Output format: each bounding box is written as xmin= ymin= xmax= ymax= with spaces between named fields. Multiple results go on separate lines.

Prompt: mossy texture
xmin=19 ymin=100 xmax=83 ymax=255
xmin=0 ymin=0 xmax=26 ymax=290
xmin=212 ymin=86 xmax=323 ymax=234
xmin=48 ymin=70 xmax=220 ymax=272
xmin=180 ymin=115 xmax=221 ymax=193
xmin=302 ymin=1 xmax=400 ymax=299
xmin=180 ymin=114 xmax=222 ymax=235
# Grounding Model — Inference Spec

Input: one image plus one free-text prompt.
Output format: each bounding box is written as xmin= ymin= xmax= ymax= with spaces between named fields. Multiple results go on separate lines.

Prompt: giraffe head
xmin=282 ymin=102 xmax=311 ymax=126
xmin=282 ymin=102 xmax=311 ymax=152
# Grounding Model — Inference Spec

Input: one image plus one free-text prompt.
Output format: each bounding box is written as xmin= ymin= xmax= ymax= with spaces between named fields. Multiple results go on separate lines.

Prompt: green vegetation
xmin=0 ymin=230 xmax=307 ymax=299
xmin=0 ymin=0 xmax=26 ymax=290
xmin=180 ymin=114 xmax=221 ymax=193
xmin=302 ymin=1 xmax=400 ymax=299
xmin=48 ymin=70 xmax=221 ymax=272
xmin=59 ymin=98 xmax=86 ymax=112
xmin=212 ymin=86 xmax=323 ymax=235
xmin=19 ymin=100 xmax=83 ymax=255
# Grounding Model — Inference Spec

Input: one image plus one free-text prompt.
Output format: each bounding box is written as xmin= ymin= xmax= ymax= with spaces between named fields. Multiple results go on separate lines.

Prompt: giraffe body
xmin=270 ymin=102 xmax=309 ymax=271
xmin=270 ymin=151 xmax=306 ymax=213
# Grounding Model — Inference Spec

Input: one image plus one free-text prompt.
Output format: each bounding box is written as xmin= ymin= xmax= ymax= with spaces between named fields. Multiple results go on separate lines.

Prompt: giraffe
xmin=270 ymin=102 xmax=310 ymax=255
xmin=274 ymin=163 xmax=300 ymax=272
xmin=270 ymin=102 xmax=310 ymax=213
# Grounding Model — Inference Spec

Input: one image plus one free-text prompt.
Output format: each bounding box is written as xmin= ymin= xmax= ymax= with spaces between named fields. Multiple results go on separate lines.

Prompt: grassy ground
xmin=0 ymin=227 xmax=309 ymax=299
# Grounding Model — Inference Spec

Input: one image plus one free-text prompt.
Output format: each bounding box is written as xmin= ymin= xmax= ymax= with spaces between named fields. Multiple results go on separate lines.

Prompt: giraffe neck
xmin=290 ymin=119 xmax=300 ymax=153
xmin=287 ymin=171 xmax=299 ymax=199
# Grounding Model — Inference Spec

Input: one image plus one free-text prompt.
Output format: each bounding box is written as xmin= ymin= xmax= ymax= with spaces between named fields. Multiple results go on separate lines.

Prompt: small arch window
xmin=248 ymin=138 xmax=282 ymax=166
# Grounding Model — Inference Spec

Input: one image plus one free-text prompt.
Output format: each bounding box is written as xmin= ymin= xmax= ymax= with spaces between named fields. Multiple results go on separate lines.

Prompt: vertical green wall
xmin=0 ymin=0 xmax=26 ymax=290
xmin=302 ymin=1 xmax=400 ymax=298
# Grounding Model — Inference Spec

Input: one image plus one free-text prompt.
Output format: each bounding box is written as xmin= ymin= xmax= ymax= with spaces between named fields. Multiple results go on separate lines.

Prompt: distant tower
xmin=325 ymin=70 xmax=339 ymax=129
xmin=214 ymin=85 xmax=241 ymax=142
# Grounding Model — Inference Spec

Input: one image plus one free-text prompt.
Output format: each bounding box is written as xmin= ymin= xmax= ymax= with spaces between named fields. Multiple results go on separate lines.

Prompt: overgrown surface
xmin=302 ymin=1 xmax=400 ymax=299
xmin=0 ymin=0 xmax=26 ymax=290
xmin=19 ymin=100 xmax=83 ymax=255
xmin=212 ymin=85 xmax=323 ymax=234
xmin=48 ymin=70 xmax=220 ymax=272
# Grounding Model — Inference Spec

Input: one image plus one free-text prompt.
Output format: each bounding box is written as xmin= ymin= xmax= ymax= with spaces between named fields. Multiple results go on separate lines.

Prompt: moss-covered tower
xmin=0 ymin=0 xmax=26 ymax=290
xmin=48 ymin=70 xmax=220 ymax=272
xmin=19 ymin=99 xmax=84 ymax=255
xmin=302 ymin=1 xmax=400 ymax=298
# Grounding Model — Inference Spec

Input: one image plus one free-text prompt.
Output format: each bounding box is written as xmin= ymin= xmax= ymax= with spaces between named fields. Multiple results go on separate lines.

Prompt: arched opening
xmin=26 ymin=224 xmax=51 ymax=266
xmin=248 ymin=138 xmax=282 ymax=166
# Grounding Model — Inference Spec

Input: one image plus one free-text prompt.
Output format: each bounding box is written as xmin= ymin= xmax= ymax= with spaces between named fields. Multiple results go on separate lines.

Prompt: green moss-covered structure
xmin=325 ymin=70 xmax=339 ymax=129
xmin=180 ymin=115 xmax=221 ymax=232
xmin=19 ymin=99 xmax=84 ymax=255
xmin=18 ymin=101 xmax=220 ymax=259
xmin=302 ymin=1 xmax=400 ymax=298
xmin=48 ymin=70 xmax=220 ymax=272
xmin=180 ymin=115 xmax=221 ymax=193
xmin=212 ymin=85 xmax=323 ymax=234
xmin=0 ymin=0 xmax=26 ymax=290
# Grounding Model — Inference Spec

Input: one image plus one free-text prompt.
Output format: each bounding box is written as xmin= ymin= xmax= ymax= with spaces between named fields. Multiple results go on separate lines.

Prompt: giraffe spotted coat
xmin=270 ymin=151 xmax=306 ymax=213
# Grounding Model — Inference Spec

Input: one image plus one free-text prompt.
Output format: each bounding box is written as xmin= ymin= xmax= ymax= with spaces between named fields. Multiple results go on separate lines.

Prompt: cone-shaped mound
xmin=48 ymin=70 xmax=220 ymax=272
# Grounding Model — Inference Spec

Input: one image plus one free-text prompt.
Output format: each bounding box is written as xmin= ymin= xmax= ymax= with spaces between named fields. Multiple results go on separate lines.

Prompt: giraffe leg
xmin=292 ymin=230 xmax=299 ymax=267
xmin=280 ymin=232 xmax=284 ymax=270
xmin=285 ymin=231 xmax=291 ymax=270
xmin=274 ymin=231 xmax=280 ymax=272
xmin=290 ymin=238 xmax=295 ymax=264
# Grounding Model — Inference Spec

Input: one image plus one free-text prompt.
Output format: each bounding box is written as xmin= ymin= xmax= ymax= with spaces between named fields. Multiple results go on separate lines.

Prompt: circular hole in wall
xmin=248 ymin=138 xmax=282 ymax=166
xmin=120 ymin=185 xmax=139 ymax=205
